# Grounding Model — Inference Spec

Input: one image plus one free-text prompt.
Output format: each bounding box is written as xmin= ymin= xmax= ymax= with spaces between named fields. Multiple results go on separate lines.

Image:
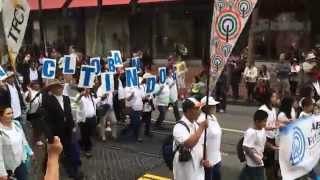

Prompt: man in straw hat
xmin=42 ymin=79 xmax=83 ymax=179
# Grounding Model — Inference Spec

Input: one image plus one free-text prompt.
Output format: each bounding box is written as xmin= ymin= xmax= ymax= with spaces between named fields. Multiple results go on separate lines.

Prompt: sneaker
xmin=36 ymin=141 xmax=44 ymax=146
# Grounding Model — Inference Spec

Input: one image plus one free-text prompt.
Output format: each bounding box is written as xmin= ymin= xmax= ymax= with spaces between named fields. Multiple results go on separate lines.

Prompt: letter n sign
xmin=125 ymin=67 xmax=138 ymax=87
xmin=42 ymin=58 xmax=56 ymax=79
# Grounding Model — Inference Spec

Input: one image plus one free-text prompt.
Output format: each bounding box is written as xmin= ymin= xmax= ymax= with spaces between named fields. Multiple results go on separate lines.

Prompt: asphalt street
xmin=27 ymin=104 xmax=258 ymax=180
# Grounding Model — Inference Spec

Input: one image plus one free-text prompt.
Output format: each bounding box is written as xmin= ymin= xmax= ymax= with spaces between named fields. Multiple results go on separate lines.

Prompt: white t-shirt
xmin=197 ymin=112 xmax=222 ymax=166
xmin=259 ymin=105 xmax=277 ymax=139
xmin=154 ymin=84 xmax=170 ymax=106
xmin=97 ymin=86 xmax=113 ymax=106
xmin=299 ymin=111 xmax=312 ymax=119
xmin=118 ymin=80 xmax=125 ymax=100
xmin=166 ymin=77 xmax=178 ymax=103
xmin=126 ymin=87 xmax=144 ymax=111
xmin=7 ymin=84 xmax=22 ymax=119
xmin=80 ymin=96 xmax=97 ymax=118
xmin=29 ymin=68 xmax=38 ymax=82
xmin=173 ymin=116 xmax=205 ymax=180
xmin=243 ymin=128 xmax=266 ymax=167
xmin=244 ymin=66 xmax=258 ymax=83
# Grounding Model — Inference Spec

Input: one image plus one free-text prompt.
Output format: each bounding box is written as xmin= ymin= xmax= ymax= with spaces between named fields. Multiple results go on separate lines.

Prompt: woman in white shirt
xmin=197 ymin=96 xmax=222 ymax=180
xmin=0 ymin=106 xmax=33 ymax=180
xmin=243 ymin=63 xmax=258 ymax=103
xmin=277 ymin=97 xmax=297 ymax=127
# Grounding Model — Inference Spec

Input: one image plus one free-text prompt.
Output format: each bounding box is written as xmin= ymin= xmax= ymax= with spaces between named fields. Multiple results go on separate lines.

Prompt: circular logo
xmin=212 ymin=55 xmax=224 ymax=68
xmin=222 ymin=43 xmax=233 ymax=58
xmin=290 ymin=127 xmax=306 ymax=166
xmin=237 ymin=0 xmax=253 ymax=18
xmin=215 ymin=10 xmax=242 ymax=42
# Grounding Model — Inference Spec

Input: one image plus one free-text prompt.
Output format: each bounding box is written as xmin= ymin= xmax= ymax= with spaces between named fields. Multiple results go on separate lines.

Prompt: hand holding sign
xmin=42 ymin=58 xmax=56 ymax=79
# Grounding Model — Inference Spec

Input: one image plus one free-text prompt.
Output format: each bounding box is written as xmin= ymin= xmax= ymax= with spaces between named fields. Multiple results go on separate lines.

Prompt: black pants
xmin=7 ymin=163 xmax=28 ymax=180
xmin=61 ymin=140 xmax=81 ymax=177
xmin=142 ymin=112 xmax=152 ymax=135
xmin=289 ymin=80 xmax=298 ymax=96
xmin=216 ymin=90 xmax=227 ymax=111
xmin=80 ymin=117 xmax=97 ymax=152
xmin=246 ymin=82 xmax=256 ymax=101
xmin=169 ymin=101 xmax=181 ymax=121
xmin=231 ymin=81 xmax=240 ymax=99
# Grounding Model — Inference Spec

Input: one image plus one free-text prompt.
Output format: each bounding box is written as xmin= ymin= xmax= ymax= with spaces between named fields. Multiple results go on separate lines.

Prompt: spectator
xmin=276 ymin=53 xmax=291 ymax=97
xmin=256 ymin=65 xmax=270 ymax=103
xmin=243 ymin=62 xmax=258 ymax=103
xmin=172 ymin=97 xmax=208 ymax=180
xmin=216 ymin=71 xmax=227 ymax=113
xmin=0 ymin=106 xmax=33 ymax=180
xmin=289 ymin=60 xmax=300 ymax=96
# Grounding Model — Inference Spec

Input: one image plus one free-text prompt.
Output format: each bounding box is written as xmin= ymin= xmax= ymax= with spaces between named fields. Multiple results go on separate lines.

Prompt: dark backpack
xmin=162 ymin=121 xmax=190 ymax=170
xmin=237 ymin=137 xmax=246 ymax=163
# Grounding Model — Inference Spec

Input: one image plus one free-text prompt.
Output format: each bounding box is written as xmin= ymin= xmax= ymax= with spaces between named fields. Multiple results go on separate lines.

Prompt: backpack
xmin=162 ymin=121 xmax=190 ymax=170
xmin=237 ymin=137 xmax=246 ymax=163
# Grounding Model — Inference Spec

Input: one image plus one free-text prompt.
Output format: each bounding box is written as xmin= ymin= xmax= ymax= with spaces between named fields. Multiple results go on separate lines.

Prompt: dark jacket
xmin=42 ymin=93 xmax=75 ymax=143
xmin=0 ymin=82 xmax=25 ymax=109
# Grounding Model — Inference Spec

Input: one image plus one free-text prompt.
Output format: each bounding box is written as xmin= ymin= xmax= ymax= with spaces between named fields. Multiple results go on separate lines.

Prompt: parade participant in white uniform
xmin=154 ymin=81 xmax=170 ymax=129
xmin=166 ymin=68 xmax=180 ymax=122
xmin=197 ymin=96 xmax=222 ymax=180
xmin=173 ymin=97 xmax=209 ymax=180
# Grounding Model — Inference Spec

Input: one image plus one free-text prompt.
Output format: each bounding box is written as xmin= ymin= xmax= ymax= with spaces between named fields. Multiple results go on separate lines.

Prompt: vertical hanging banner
xmin=125 ymin=67 xmax=138 ymax=88
xmin=0 ymin=65 xmax=7 ymax=80
xmin=63 ymin=55 xmax=76 ymax=74
xmin=159 ymin=67 xmax=167 ymax=85
xmin=210 ymin=0 xmax=258 ymax=89
xmin=2 ymin=0 xmax=30 ymax=68
xmin=111 ymin=50 xmax=122 ymax=65
xmin=101 ymin=72 xmax=114 ymax=93
xmin=107 ymin=57 xmax=116 ymax=73
xmin=42 ymin=58 xmax=56 ymax=79
xmin=146 ymin=76 xmax=156 ymax=94
xmin=131 ymin=57 xmax=142 ymax=73
xmin=90 ymin=57 xmax=101 ymax=75
xmin=78 ymin=65 xmax=96 ymax=88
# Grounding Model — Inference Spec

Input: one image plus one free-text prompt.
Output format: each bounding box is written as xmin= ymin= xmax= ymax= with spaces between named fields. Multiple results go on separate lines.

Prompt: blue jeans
xmin=7 ymin=163 xmax=28 ymax=180
xmin=239 ymin=166 xmax=265 ymax=180
xmin=205 ymin=162 xmax=222 ymax=180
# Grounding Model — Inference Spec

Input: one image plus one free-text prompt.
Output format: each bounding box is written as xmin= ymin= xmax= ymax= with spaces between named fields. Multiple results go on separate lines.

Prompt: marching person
xmin=166 ymin=68 xmax=181 ymax=122
xmin=239 ymin=110 xmax=278 ymax=180
xmin=79 ymin=88 xmax=98 ymax=158
xmin=154 ymin=79 xmax=170 ymax=130
xmin=25 ymin=80 xmax=44 ymax=146
xmin=172 ymin=97 xmax=209 ymax=180
xmin=198 ymin=96 xmax=222 ymax=180
xmin=141 ymin=79 xmax=155 ymax=137
xmin=0 ymin=106 xmax=33 ymax=180
xmin=42 ymin=79 xmax=83 ymax=179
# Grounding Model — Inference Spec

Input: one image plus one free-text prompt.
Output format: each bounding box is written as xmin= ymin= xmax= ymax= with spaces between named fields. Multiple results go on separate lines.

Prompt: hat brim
xmin=44 ymin=82 xmax=64 ymax=90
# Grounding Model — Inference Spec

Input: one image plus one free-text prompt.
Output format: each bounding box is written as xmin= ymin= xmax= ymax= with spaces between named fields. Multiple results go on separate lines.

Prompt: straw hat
xmin=305 ymin=52 xmax=316 ymax=61
xmin=44 ymin=79 xmax=64 ymax=90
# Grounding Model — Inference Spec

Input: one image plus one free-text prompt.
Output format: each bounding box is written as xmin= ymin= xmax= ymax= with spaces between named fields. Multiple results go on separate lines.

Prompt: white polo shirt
xmin=166 ymin=77 xmax=178 ymax=103
xmin=7 ymin=84 xmax=22 ymax=119
xmin=154 ymin=84 xmax=170 ymax=106
xmin=126 ymin=87 xmax=144 ymax=111
xmin=259 ymin=105 xmax=277 ymax=139
xmin=80 ymin=95 xmax=97 ymax=118
xmin=173 ymin=115 xmax=205 ymax=180
xmin=243 ymin=128 xmax=266 ymax=167
xmin=197 ymin=112 xmax=222 ymax=167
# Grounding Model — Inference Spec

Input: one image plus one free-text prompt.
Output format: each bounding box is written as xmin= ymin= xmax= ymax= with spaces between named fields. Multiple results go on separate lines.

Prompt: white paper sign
xmin=78 ymin=65 xmax=96 ymax=88
xmin=111 ymin=50 xmax=122 ymax=65
xmin=101 ymin=72 xmax=114 ymax=93
xmin=159 ymin=67 xmax=167 ymax=84
xmin=63 ymin=55 xmax=76 ymax=74
xmin=90 ymin=57 xmax=101 ymax=75
xmin=42 ymin=58 xmax=56 ymax=79
xmin=125 ymin=67 xmax=138 ymax=88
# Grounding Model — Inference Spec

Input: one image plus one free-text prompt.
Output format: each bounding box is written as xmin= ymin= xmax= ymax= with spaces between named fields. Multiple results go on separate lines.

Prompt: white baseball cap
xmin=201 ymin=96 xmax=220 ymax=106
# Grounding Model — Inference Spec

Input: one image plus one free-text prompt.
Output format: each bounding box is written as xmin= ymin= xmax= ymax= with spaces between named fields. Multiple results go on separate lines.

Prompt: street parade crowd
xmin=1 ymin=43 xmax=320 ymax=180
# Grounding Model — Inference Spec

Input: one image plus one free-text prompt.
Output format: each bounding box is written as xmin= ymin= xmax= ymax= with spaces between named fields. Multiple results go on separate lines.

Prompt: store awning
xmin=138 ymin=0 xmax=178 ymax=4
xmin=28 ymin=0 xmax=66 ymax=10
xmin=69 ymin=0 xmax=97 ymax=8
xmin=103 ymin=0 xmax=131 ymax=6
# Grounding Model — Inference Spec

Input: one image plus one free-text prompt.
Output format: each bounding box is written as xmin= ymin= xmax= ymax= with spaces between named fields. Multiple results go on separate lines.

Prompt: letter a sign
xmin=2 ymin=0 xmax=30 ymax=64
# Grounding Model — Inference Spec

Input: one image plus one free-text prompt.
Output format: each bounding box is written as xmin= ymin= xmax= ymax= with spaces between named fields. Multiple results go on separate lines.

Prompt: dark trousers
xmin=169 ymin=101 xmax=181 ymax=121
xmin=7 ymin=162 xmax=28 ymax=180
xmin=142 ymin=111 xmax=152 ymax=135
xmin=29 ymin=116 xmax=42 ymax=143
xmin=205 ymin=162 xmax=222 ymax=180
xmin=80 ymin=117 xmax=97 ymax=152
xmin=216 ymin=91 xmax=226 ymax=111
xmin=231 ymin=81 xmax=240 ymax=99
xmin=114 ymin=98 xmax=126 ymax=122
xmin=62 ymin=140 xmax=81 ymax=177
xmin=239 ymin=166 xmax=265 ymax=180
xmin=156 ymin=106 xmax=167 ymax=126
xmin=129 ymin=110 xmax=142 ymax=139
xmin=246 ymin=82 xmax=256 ymax=101
xmin=289 ymin=80 xmax=298 ymax=96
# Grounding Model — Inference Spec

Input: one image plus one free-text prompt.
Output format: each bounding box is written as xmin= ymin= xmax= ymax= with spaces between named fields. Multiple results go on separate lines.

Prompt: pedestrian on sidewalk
xmin=276 ymin=53 xmax=291 ymax=98
xmin=198 ymin=96 xmax=222 ymax=180
xmin=243 ymin=63 xmax=258 ymax=103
